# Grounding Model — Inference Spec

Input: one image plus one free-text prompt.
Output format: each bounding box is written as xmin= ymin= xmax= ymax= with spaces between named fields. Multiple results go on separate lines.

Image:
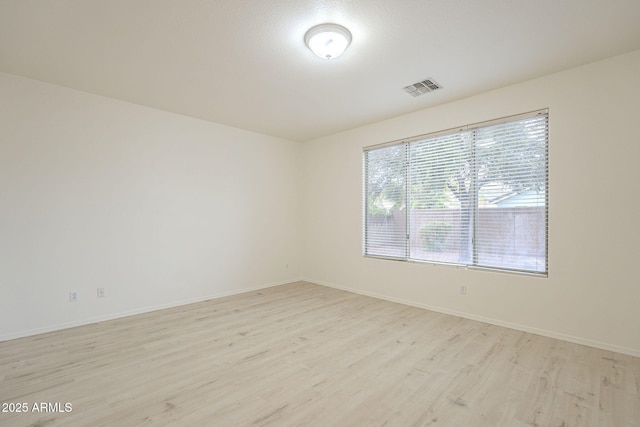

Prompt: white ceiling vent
xmin=403 ymin=78 xmax=442 ymax=97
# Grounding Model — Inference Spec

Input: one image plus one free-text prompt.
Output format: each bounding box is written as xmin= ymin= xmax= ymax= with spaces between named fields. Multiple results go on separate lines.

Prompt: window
xmin=363 ymin=110 xmax=548 ymax=275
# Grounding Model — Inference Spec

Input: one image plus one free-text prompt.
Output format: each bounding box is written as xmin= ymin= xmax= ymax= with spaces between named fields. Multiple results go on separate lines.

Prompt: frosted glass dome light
xmin=304 ymin=24 xmax=352 ymax=59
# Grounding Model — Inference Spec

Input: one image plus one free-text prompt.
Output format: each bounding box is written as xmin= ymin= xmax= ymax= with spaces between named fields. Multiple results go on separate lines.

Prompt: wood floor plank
xmin=0 ymin=281 xmax=638 ymax=426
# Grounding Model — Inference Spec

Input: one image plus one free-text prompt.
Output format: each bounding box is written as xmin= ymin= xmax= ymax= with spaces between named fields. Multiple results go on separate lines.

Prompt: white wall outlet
xmin=69 ymin=291 xmax=79 ymax=302
xmin=97 ymin=287 xmax=105 ymax=298
xmin=459 ymin=285 xmax=467 ymax=295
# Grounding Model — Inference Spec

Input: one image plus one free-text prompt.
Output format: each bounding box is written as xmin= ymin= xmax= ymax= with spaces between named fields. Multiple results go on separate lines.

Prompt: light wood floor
xmin=1 ymin=282 xmax=639 ymax=427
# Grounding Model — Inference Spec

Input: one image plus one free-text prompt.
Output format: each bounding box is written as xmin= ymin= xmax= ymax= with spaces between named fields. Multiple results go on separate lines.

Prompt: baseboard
xmin=0 ymin=277 xmax=302 ymax=343
xmin=302 ymin=277 xmax=640 ymax=358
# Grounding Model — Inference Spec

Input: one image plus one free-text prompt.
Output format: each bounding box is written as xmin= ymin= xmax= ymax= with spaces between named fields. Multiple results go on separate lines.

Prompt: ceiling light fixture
xmin=304 ymin=23 xmax=352 ymax=60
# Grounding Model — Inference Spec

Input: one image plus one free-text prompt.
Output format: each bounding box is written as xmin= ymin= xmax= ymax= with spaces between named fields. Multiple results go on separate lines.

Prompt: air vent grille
xmin=403 ymin=78 xmax=442 ymax=97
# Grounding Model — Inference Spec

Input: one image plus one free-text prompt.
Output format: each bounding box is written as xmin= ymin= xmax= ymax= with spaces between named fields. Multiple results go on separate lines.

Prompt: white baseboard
xmin=303 ymin=277 xmax=640 ymax=358
xmin=0 ymin=277 xmax=302 ymax=343
xmin=6 ymin=276 xmax=638 ymax=358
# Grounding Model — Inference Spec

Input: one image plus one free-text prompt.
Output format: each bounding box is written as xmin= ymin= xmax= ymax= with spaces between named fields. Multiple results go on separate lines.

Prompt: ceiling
xmin=1 ymin=1 xmax=639 ymax=142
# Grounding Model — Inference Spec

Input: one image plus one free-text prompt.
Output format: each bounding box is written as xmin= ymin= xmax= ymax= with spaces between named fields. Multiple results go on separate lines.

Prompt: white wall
xmin=3 ymin=51 xmax=639 ymax=356
xmin=0 ymin=72 xmax=302 ymax=340
xmin=301 ymin=50 xmax=640 ymax=356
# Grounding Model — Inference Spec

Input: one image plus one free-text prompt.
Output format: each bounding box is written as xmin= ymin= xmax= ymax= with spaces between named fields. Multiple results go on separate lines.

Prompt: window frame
xmin=363 ymin=109 xmax=549 ymax=277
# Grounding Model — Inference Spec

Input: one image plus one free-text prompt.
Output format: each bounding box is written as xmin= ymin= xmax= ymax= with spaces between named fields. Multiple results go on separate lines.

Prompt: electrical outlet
xmin=69 ymin=291 xmax=79 ymax=302
xmin=97 ymin=287 xmax=105 ymax=298
xmin=459 ymin=285 xmax=467 ymax=295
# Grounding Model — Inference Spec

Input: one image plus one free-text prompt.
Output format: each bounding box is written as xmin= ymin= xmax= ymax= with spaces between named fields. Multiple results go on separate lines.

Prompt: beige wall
xmin=0 ymin=72 xmax=302 ymax=340
xmin=301 ymin=50 xmax=640 ymax=356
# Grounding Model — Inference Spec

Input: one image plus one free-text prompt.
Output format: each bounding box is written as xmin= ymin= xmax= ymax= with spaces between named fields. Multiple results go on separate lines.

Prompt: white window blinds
xmin=363 ymin=110 xmax=548 ymax=275
xmin=363 ymin=143 xmax=407 ymax=259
